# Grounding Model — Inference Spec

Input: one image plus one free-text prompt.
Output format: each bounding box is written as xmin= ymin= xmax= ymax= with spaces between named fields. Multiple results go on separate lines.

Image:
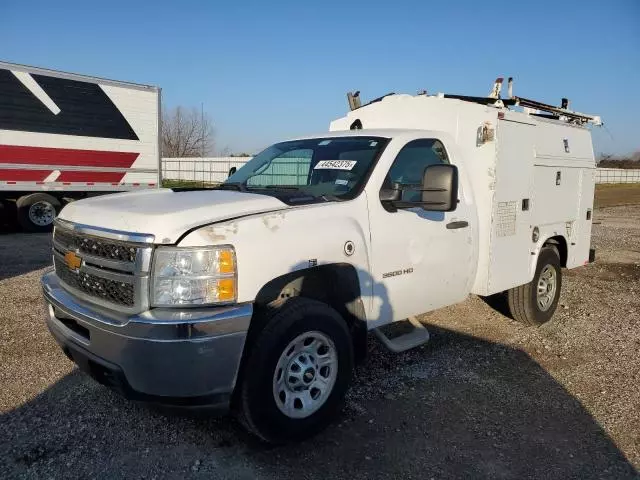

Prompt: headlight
xmin=151 ymin=246 xmax=237 ymax=306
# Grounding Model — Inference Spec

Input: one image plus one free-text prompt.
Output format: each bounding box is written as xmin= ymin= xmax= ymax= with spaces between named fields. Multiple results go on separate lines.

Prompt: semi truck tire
xmin=16 ymin=193 xmax=61 ymax=232
xmin=237 ymin=297 xmax=353 ymax=444
xmin=507 ymin=246 xmax=562 ymax=326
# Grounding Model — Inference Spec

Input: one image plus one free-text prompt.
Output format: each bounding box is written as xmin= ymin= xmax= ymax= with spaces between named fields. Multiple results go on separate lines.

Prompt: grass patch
xmin=161 ymin=179 xmax=220 ymax=189
xmin=594 ymin=183 xmax=640 ymax=208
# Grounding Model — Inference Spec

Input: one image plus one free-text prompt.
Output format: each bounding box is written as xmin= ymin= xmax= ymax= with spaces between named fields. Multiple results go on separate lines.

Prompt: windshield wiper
xmin=217 ymin=182 xmax=247 ymax=192
xmin=319 ymin=194 xmax=341 ymax=202
xmin=258 ymin=185 xmax=302 ymax=190
xmin=243 ymin=185 xmax=342 ymax=203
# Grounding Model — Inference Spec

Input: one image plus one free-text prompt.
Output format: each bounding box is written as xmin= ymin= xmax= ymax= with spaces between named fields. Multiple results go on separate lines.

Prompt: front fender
xmin=177 ymin=195 xmax=373 ymax=315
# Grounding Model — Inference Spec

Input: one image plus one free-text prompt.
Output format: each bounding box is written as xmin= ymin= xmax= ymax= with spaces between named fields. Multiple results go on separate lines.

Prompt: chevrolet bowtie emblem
xmin=64 ymin=251 xmax=82 ymax=271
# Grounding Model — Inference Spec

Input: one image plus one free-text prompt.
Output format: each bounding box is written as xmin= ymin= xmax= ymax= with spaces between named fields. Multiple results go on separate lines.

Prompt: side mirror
xmin=421 ymin=164 xmax=458 ymax=211
xmin=379 ymin=182 xmax=402 ymax=202
xmin=228 ymin=166 xmax=237 ymax=178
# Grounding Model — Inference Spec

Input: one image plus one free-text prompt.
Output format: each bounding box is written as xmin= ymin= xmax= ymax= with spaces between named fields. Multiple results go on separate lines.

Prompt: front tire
xmin=238 ymin=297 xmax=353 ymax=444
xmin=16 ymin=193 xmax=60 ymax=232
xmin=507 ymin=246 xmax=562 ymax=326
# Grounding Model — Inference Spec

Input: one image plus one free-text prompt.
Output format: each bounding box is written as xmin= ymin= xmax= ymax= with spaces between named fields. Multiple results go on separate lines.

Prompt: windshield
xmin=225 ymin=136 xmax=388 ymax=201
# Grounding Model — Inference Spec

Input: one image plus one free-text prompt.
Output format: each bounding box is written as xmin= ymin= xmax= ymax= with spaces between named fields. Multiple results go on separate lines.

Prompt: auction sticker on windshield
xmin=314 ymin=160 xmax=357 ymax=170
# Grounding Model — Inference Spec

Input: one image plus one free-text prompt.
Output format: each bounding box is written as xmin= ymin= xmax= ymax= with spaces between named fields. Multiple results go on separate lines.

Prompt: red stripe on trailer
xmin=149 ymin=183 xmax=156 ymax=186
xmin=0 ymin=169 xmax=128 ymax=183
xmin=0 ymin=145 xmax=140 ymax=168
xmin=0 ymin=169 xmax=51 ymax=181
xmin=56 ymin=171 xmax=125 ymax=183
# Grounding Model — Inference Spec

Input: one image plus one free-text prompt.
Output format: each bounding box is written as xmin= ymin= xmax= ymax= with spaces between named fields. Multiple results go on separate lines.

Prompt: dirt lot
xmin=595 ymin=183 xmax=640 ymax=208
xmin=1 ymin=195 xmax=639 ymax=478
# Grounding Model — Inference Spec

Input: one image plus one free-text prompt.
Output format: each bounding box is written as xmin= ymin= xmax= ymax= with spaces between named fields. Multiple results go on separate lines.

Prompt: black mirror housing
xmin=421 ymin=164 xmax=458 ymax=212
xmin=228 ymin=166 xmax=237 ymax=178
xmin=379 ymin=182 xmax=402 ymax=202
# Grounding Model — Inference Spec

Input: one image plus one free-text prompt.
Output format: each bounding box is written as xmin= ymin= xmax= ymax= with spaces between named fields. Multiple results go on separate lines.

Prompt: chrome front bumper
xmin=42 ymin=271 xmax=252 ymax=407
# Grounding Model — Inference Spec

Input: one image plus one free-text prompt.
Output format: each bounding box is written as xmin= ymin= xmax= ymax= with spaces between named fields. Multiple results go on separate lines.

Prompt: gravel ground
xmin=1 ymin=206 xmax=639 ymax=479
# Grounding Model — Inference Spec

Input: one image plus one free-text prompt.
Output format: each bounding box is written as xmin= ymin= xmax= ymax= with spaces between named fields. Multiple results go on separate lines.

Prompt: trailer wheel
xmin=507 ymin=246 xmax=562 ymax=326
xmin=16 ymin=193 xmax=61 ymax=232
xmin=237 ymin=297 xmax=353 ymax=444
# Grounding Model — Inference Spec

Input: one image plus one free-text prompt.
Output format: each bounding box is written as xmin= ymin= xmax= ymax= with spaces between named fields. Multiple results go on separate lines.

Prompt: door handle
xmin=446 ymin=221 xmax=469 ymax=230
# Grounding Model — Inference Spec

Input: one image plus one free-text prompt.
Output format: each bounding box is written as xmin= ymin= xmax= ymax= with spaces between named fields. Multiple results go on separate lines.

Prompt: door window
xmin=386 ymin=139 xmax=449 ymax=202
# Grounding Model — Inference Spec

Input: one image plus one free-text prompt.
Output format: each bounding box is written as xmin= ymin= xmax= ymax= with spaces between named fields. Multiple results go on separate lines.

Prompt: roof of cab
xmin=282 ymin=128 xmax=444 ymax=142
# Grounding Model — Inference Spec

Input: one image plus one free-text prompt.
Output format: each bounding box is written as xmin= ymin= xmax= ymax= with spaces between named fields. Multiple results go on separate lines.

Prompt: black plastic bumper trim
xmin=61 ymin=340 xmax=231 ymax=408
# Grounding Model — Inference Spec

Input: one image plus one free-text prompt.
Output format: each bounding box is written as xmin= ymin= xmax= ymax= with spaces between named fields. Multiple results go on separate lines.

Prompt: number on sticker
xmin=314 ymin=160 xmax=357 ymax=170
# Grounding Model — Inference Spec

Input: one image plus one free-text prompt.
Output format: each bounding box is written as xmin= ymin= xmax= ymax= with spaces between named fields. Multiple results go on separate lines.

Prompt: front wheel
xmin=237 ymin=297 xmax=353 ymax=444
xmin=507 ymin=246 xmax=562 ymax=326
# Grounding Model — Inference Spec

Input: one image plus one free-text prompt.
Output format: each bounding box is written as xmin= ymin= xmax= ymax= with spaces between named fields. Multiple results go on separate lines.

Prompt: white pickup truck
xmin=42 ymin=84 xmax=600 ymax=443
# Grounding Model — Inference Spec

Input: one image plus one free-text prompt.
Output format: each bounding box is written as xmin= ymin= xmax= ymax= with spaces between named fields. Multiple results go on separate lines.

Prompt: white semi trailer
xmin=0 ymin=61 xmax=160 ymax=231
xmin=42 ymin=79 xmax=600 ymax=443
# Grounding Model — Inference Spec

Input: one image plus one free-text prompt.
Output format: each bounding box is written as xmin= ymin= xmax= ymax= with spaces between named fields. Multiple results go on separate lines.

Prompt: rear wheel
xmin=16 ymin=193 xmax=61 ymax=232
xmin=507 ymin=246 xmax=562 ymax=326
xmin=237 ymin=297 xmax=353 ymax=444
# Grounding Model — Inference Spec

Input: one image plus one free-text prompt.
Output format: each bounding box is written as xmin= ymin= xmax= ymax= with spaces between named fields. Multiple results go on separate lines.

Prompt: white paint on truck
xmin=42 ymin=85 xmax=601 ymax=443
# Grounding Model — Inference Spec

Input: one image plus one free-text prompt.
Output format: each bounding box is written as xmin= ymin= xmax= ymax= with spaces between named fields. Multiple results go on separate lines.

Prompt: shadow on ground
xmin=0 ymin=231 xmax=51 ymax=281
xmin=1 ymin=327 xmax=636 ymax=479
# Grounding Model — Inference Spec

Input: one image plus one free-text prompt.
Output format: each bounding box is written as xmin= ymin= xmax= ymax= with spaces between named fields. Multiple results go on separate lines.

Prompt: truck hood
xmin=58 ymin=188 xmax=290 ymax=244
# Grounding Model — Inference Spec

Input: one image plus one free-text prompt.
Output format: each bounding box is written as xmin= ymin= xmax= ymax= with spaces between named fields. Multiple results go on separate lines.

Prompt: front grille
xmin=54 ymin=256 xmax=135 ymax=307
xmin=52 ymin=224 xmax=150 ymax=310
xmin=54 ymin=228 xmax=138 ymax=264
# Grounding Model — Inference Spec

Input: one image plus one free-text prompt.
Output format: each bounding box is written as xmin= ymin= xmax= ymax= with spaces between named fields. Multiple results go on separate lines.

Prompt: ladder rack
xmin=346 ymin=77 xmax=603 ymax=127
xmin=442 ymin=93 xmax=601 ymax=126
xmin=511 ymin=96 xmax=602 ymax=126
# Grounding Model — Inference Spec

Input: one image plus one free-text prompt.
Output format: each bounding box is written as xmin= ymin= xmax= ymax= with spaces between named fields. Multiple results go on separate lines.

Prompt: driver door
xmin=368 ymin=138 xmax=474 ymax=325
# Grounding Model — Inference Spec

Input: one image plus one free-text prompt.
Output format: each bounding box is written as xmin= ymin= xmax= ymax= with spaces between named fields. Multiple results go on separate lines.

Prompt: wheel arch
xmin=251 ymin=263 xmax=368 ymax=363
xmin=527 ymin=234 xmax=567 ymax=283
xmin=542 ymin=235 xmax=568 ymax=267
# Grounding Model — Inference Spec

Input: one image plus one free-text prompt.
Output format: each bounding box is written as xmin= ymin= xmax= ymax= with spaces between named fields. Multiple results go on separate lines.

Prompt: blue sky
xmin=2 ymin=0 xmax=639 ymax=155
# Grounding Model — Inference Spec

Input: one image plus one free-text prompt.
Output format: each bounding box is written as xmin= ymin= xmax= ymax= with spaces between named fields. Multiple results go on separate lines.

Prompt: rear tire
xmin=237 ymin=297 xmax=353 ymax=444
xmin=16 ymin=193 xmax=61 ymax=232
xmin=507 ymin=246 xmax=562 ymax=326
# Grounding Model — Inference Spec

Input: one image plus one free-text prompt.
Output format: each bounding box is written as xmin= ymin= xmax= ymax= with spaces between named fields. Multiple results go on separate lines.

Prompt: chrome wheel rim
xmin=537 ymin=265 xmax=557 ymax=311
xmin=28 ymin=201 xmax=55 ymax=226
xmin=273 ymin=331 xmax=338 ymax=419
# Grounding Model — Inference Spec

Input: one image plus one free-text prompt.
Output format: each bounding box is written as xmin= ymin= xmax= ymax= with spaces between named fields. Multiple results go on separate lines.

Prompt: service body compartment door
xmin=570 ymin=168 xmax=595 ymax=267
xmin=531 ymin=166 xmax=581 ymax=226
xmin=487 ymin=119 xmax=535 ymax=294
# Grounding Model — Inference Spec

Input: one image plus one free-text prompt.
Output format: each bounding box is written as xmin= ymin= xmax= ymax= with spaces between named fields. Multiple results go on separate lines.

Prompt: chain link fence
xmin=161 ymin=157 xmax=252 ymax=187
xmin=595 ymin=168 xmax=640 ymax=184
xmin=162 ymin=158 xmax=640 ymax=187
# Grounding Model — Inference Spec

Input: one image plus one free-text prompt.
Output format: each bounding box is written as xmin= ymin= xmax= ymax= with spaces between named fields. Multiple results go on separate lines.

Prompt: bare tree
xmin=162 ymin=106 xmax=215 ymax=157
xmin=598 ymin=151 xmax=640 ymax=169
